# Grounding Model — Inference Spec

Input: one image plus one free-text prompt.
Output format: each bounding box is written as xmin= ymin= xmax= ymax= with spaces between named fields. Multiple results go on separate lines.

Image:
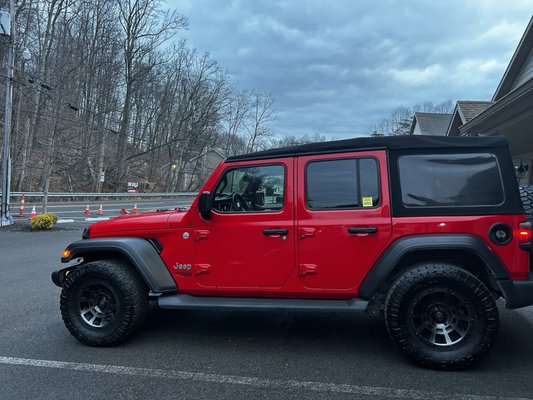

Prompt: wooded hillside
xmin=0 ymin=0 xmax=275 ymax=193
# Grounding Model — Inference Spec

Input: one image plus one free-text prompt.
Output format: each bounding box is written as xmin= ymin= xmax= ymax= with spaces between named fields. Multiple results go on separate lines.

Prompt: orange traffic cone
xmin=29 ymin=205 xmax=37 ymax=219
xmin=132 ymin=204 xmax=138 ymax=214
xmin=97 ymin=204 xmax=103 ymax=216
xmin=84 ymin=205 xmax=90 ymax=216
xmin=18 ymin=193 xmax=25 ymax=217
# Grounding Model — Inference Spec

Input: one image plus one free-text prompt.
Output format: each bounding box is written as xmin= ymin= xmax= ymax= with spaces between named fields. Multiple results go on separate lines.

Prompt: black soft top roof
xmin=226 ymin=135 xmax=508 ymax=162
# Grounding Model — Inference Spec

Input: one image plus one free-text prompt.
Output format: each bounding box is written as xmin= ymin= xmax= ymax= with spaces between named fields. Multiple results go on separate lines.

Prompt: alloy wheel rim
xmin=76 ymin=283 xmax=117 ymax=328
xmin=408 ymin=288 xmax=474 ymax=347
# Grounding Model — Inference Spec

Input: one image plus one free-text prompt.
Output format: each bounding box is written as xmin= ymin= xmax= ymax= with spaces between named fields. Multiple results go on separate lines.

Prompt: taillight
xmin=518 ymin=222 xmax=531 ymax=251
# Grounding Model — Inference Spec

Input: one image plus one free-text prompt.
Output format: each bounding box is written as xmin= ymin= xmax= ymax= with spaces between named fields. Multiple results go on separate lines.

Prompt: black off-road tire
xmin=385 ymin=264 xmax=499 ymax=370
xmin=60 ymin=260 xmax=148 ymax=346
xmin=519 ymin=185 xmax=533 ymax=221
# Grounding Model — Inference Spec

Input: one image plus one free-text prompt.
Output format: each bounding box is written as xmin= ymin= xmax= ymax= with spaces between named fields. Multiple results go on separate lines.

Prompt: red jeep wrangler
xmin=53 ymin=135 xmax=533 ymax=370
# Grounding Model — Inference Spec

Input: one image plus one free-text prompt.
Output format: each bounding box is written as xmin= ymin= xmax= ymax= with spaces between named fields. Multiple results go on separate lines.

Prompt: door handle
xmin=348 ymin=227 xmax=377 ymax=234
xmin=263 ymin=228 xmax=288 ymax=236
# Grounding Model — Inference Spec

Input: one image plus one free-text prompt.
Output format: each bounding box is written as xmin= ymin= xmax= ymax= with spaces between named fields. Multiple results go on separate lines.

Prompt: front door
xmin=193 ymin=159 xmax=295 ymax=292
xmin=296 ymin=151 xmax=392 ymax=291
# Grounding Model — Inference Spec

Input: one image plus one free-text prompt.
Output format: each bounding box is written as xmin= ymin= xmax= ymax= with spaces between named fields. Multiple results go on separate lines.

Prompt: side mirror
xmin=198 ymin=191 xmax=212 ymax=220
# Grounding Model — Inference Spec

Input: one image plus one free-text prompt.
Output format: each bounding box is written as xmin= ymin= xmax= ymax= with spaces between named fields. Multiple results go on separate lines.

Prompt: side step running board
xmin=158 ymin=294 xmax=368 ymax=313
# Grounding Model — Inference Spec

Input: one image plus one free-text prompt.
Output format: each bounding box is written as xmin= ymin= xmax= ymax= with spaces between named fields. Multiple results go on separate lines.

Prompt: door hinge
xmin=299 ymin=264 xmax=317 ymax=276
xmin=194 ymin=230 xmax=210 ymax=241
xmin=298 ymin=227 xmax=316 ymax=239
xmin=194 ymin=264 xmax=211 ymax=276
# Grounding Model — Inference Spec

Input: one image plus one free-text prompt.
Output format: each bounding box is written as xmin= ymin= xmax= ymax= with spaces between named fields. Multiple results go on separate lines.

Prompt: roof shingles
xmin=411 ymin=112 xmax=452 ymax=136
xmin=457 ymin=101 xmax=494 ymax=122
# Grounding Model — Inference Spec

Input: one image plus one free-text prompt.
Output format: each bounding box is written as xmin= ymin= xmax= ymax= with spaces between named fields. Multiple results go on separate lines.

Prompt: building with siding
xmin=445 ymin=101 xmax=494 ymax=136
xmin=409 ymin=112 xmax=452 ymax=136
xmin=457 ymin=17 xmax=533 ymax=185
xmin=183 ymin=148 xmax=225 ymax=190
xmin=433 ymin=16 xmax=533 ymax=185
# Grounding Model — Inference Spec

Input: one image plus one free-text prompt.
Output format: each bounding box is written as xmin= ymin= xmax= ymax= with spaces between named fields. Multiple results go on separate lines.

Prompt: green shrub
xmin=30 ymin=213 xmax=58 ymax=230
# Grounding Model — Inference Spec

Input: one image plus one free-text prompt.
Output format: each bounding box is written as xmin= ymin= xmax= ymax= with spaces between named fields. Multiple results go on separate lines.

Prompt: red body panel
xmin=192 ymin=158 xmax=295 ymax=293
xmin=390 ymin=215 xmax=529 ymax=280
xmin=296 ymin=151 xmax=392 ymax=292
xmin=90 ymin=211 xmax=175 ymax=235
xmin=88 ymin=152 xmax=530 ymax=299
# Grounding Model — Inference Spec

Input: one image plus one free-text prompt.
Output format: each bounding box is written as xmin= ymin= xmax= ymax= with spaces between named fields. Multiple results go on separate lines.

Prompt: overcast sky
xmin=167 ymin=0 xmax=533 ymax=139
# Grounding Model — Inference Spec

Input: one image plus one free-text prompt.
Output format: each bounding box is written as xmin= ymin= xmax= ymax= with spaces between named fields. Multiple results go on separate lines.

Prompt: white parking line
xmin=0 ymin=356 xmax=529 ymax=400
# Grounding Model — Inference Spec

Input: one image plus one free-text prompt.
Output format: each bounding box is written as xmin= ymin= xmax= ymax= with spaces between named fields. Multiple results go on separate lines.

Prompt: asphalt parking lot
xmin=1 ymin=229 xmax=533 ymax=400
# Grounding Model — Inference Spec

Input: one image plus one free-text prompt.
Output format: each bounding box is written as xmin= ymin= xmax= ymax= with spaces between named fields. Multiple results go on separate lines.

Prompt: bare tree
xmin=114 ymin=0 xmax=187 ymax=191
xmin=3 ymin=0 xmax=277 ymax=195
xmin=221 ymin=90 xmax=253 ymax=155
xmin=245 ymin=91 xmax=275 ymax=152
xmin=371 ymin=100 xmax=454 ymax=136
xmin=272 ymin=133 xmax=327 ymax=147
xmin=14 ymin=0 xmax=71 ymax=190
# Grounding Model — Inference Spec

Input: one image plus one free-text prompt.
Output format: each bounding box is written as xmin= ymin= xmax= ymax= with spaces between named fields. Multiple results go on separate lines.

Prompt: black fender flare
xmin=59 ymin=237 xmax=177 ymax=293
xmin=358 ymin=234 xmax=510 ymax=299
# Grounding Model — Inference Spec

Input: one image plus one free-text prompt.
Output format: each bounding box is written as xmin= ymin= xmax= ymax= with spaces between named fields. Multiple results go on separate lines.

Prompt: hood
xmin=89 ymin=210 xmax=186 ymax=236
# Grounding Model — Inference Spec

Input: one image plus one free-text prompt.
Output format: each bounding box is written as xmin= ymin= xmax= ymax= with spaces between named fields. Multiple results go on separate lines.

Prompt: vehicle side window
xmin=398 ymin=153 xmax=504 ymax=207
xmin=212 ymin=165 xmax=285 ymax=213
xmin=306 ymin=158 xmax=379 ymax=210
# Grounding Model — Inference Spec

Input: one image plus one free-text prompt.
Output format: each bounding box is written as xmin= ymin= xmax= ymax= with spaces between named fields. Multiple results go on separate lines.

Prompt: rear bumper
xmin=498 ymin=273 xmax=533 ymax=309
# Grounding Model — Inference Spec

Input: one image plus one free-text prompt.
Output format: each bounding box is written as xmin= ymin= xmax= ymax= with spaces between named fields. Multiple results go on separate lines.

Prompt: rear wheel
xmin=60 ymin=260 xmax=148 ymax=346
xmin=385 ymin=264 xmax=499 ymax=370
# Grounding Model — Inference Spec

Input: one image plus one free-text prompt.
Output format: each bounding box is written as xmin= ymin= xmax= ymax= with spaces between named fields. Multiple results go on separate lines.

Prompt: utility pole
xmin=0 ymin=0 xmax=14 ymax=226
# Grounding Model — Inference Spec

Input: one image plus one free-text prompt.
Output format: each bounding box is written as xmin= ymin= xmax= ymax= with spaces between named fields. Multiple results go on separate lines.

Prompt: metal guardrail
xmin=9 ymin=191 xmax=197 ymax=198
xmin=0 ymin=191 xmax=198 ymax=219
xmin=2 ymin=192 xmax=197 ymax=207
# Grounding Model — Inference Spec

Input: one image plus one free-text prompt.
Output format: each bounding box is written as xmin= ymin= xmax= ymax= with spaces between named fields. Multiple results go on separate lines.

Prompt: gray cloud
xmin=169 ymin=0 xmax=533 ymax=137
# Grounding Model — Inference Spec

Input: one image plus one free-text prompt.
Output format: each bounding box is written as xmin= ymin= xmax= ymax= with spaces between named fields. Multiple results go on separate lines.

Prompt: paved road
xmin=1 ymin=230 xmax=533 ymax=399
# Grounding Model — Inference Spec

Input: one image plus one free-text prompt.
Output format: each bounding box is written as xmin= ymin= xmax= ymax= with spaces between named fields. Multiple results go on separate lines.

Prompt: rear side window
xmin=398 ymin=153 xmax=504 ymax=207
xmin=306 ymin=158 xmax=379 ymax=210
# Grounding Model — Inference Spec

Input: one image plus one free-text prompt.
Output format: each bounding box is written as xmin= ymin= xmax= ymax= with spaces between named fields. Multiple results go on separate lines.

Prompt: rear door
xmin=296 ymin=151 xmax=392 ymax=291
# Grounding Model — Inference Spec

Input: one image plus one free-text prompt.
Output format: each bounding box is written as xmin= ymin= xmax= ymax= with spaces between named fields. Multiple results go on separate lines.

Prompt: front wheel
xmin=385 ymin=264 xmax=499 ymax=370
xmin=60 ymin=260 xmax=148 ymax=346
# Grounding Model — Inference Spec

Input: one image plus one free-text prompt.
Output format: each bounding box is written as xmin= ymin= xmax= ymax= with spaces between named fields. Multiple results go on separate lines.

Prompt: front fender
xmin=59 ymin=237 xmax=177 ymax=293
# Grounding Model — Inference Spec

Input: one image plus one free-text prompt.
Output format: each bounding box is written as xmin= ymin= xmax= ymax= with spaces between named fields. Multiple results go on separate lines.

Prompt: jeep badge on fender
xmin=174 ymin=263 xmax=192 ymax=271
